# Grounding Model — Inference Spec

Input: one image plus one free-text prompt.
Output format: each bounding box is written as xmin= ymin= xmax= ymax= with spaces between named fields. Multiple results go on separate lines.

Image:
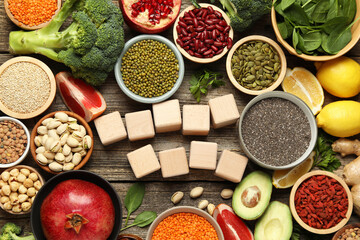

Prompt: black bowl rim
xmin=30 ymin=170 xmax=122 ymax=240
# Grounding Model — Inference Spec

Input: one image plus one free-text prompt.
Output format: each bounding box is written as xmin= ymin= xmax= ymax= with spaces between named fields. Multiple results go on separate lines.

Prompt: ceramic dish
xmin=115 ymin=34 xmax=184 ymax=104
xmin=332 ymin=223 xmax=360 ymax=240
xmin=146 ymin=206 xmax=224 ymax=240
xmin=238 ymin=91 xmax=317 ymax=170
xmin=0 ymin=57 xmax=56 ymax=119
xmin=30 ymin=111 xmax=93 ymax=174
xmin=31 ymin=170 xmax=122 ymax=240
xmin=173 ymin=3 xmax=234 ymax=64
xmin=226 ymin=35 xmax=287 ymax=95
xmin=271 ymin=0 xmax=360 ymax=61
xmin=0 ymin=117 xmax=30 ymax=168
xmin=4 ymin=0 xmax=62 ymax=30
xmin=290 ymin=170 xmax=353 ymax=234
xmin=0 ymin=165 xmax=44 ymax=215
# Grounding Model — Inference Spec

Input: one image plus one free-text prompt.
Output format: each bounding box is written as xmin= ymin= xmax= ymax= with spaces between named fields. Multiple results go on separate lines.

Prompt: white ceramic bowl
xmin=0 ymin=117 xmax=30 ymax=168
xmin=115 ymin=34 xmax=185 ymax=104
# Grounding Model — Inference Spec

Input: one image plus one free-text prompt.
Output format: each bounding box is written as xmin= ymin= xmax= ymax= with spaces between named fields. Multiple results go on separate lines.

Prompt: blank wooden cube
xmin=127 ymin=144 xmax=160 ymax=178
xmin=152 ymin=99 xmax=182 ymax=133
xmin=94 ymin=111 xmax=127 ymax=146
xmin=182 ymin=105 xmax=210 ymax=136
xmin=159 ymin=147 xmax=189 ymax=178
xmin=209 ymin=94 xmax=240 ymax=129
xmin=125 ymin=110 xmax=155 ymax=141
xmin=215 ymin=150 xmax=248 ymax=183
xmin=189 ymin=141 xmax=218 ymax=170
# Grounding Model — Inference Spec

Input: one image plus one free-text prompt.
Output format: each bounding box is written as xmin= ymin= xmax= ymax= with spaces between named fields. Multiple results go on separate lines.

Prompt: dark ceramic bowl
xmin=30 ymin=170 xmax=122 ymax=240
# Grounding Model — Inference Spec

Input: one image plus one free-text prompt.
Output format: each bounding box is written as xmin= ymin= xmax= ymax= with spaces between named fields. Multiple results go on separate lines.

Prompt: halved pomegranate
xmin=119 ymin=0 xmax=181 ymax=33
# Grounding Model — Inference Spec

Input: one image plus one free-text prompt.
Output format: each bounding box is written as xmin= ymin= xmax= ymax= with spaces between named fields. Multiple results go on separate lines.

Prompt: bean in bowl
xmin=0 ymin=120 xmax=27 ymax=164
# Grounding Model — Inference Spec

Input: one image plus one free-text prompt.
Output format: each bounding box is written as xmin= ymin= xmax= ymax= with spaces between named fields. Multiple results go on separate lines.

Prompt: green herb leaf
xmin=311 ymin=0 xmax=330 ymax=23
xmin=284 ymin=3 xmax=311 ymax=25
xmin=278 ymin=20 xmax=294 ymax=39
xmin=292 ymin=29 xmax=300 ymax=53
xmin=326 ymin=0 xmax=341 ymax=21
xmin=120 ymin=211 xmax=157 ymax=231
xmin=302 ymin=31 xmax=322 ymax=51
xmin=326 ymin=23 xmax=352 ymax=54
xmin=339 ymin=0 xmax=356 ymax=24
xmin=189 ymin=69 xmax=224 ymax=102
xmin=124 ymin=183 xmax=145 ymax=226
xmin=281 ymin=0 xmax=296 ymax=10
xmin=321 ymin=16 xmax=348 ymax=34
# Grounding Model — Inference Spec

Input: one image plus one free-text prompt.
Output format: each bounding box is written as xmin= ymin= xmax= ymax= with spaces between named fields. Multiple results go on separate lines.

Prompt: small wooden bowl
xmin=0 ymin=165 xmax=45 ymax=215
xmin=271 ymin=0 xmax=360 ymax=61
xmin=290 ymin=170 xmax=353 ymax=234
xmin=30 ymin=111 xmax=93 ymax=175
xmin=4 ymin=0 xmax=62 ymax=30
xmin=0 ymin=57 xmax=56 ymax=119
xmin=332 ymin=223 xmax=360 ymax=240
xmin=226 ymin=35 xmax=287 ymax=95
xmin=173 ymin=3 xmax=234 ymax=64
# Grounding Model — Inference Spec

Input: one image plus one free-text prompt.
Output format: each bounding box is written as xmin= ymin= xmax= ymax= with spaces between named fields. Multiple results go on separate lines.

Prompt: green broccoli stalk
xmin=9 ymin=0 xmax=124 ymax=86
xmin=0 ymin=223 xmax=34 ymax=240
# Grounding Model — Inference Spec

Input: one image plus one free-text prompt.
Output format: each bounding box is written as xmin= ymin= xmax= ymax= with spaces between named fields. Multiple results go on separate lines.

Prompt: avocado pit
xmin=241 ymin=186 xmax=261 ymax=208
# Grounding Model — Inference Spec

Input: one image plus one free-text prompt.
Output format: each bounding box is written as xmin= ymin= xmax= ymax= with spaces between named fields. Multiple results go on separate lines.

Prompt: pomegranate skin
xmin=40 ymin=179 xmax=115 ymax=240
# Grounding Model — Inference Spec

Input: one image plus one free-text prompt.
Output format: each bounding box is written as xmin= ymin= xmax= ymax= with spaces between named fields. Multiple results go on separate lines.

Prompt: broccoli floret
xmin=9 ymin=0 xmax=124 ymax=86
xmin=0 ymin=223 xmax=34 ymax=240
xmin=0 ymin=233 xmax=11 ymax=240
xmin=8 ymin=232 xmax=35 ymax=240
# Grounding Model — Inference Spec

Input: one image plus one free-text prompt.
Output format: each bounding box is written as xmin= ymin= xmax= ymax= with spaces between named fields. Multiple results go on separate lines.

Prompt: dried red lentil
xmin=295 ymin=175 xmax=348 ymax=229
xmin=0 ymin=120 xmax=27 ymax=164
xmin=8 ymin=0 xmax=58 ymax=27
xmin=152 ymin=212 xmax=219 ymax=240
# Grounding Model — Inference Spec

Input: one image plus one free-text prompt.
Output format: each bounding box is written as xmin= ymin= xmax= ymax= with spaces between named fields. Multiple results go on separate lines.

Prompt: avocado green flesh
xmin=232 ymin=171 xmax=272 ymax=220
xmin=254 ymin=201 xmax=293 ymax=240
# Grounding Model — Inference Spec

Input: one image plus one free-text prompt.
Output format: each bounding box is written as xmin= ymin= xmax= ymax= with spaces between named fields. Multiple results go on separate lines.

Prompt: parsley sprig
xmin=189 ymin=69 xmax=225 ymax=102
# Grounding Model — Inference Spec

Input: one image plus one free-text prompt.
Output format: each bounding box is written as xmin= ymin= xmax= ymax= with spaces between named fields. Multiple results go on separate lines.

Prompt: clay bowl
xmin=173 ymin=3 xmax=234 ymax=64
xmin=4 ymin=0 xmax=62 ymax=30
xmin=30 ymin=111 xmax=93 ymax=174
xmin=271 ymin=0 xmax=360 ymax=61
xmin=226 ymin=35 xmax=287 ymax=95
xmin=290 ymin=170 xmax=353 ymax=234
xmin=0 ymin=165 xmax=44 ymax=215
xmin=332 ymin=223 xmax=360 ymax=240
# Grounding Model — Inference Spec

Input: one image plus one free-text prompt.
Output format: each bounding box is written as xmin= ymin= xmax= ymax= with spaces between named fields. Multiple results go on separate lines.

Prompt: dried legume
xmin=121 ymin=40 xmax=179 ymax=98
xmin=337 ymin=227 xmax=360 ymax=239
xmin=0 ymin=120 xmax=27 ymax=164
xmin=152 ymin=212 xmax=218 ymax=240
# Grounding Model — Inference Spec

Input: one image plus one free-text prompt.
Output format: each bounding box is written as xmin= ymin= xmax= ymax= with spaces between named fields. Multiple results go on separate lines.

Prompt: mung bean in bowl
xmin=238 ymin=91 xmax=317 ymax=170
xmin=114 ymin=35 xmax=185 ymax=104
xmin=0 ymin=117 xmax=30 ymax=168
xmin=226 ymin=35 xmax=287 ymax=95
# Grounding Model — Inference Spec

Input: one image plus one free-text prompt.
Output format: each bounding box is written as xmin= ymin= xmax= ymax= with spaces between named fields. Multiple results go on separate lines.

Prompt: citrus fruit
xmin=316 ymin=56 xmax=360 ymax=98
xmin=317 ymin=100 xmax=360 ymax=137
xmin=281 ymin=67 xmax=324 ymax=115
xmin=272 ymin=151 xmax=314 ymax=189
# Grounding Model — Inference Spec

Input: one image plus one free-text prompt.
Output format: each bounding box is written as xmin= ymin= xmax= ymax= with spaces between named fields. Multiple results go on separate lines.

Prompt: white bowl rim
xmin=115 ymin=34 xmax=185 ymax=104
xmin=0 ymin=116 xmax=30 ymax=168
xmin=146 ymin=206 xmax=224 ymax=240
xmin=238 ymin=91 xmax=318 ymax=170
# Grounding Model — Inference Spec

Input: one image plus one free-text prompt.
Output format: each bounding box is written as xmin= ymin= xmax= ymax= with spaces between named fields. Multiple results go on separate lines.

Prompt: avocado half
xmin=254 ymin=201 xmax=293 ymax=240
xmin=232 ymin=171 xmax=272 ymax=220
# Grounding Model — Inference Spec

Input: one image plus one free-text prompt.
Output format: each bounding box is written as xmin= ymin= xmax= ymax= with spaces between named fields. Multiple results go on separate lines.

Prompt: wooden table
xmin=0 ymin=0 xmax=360 ymax=239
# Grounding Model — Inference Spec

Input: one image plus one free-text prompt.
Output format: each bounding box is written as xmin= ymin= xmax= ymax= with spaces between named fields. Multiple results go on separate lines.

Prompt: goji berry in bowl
xmin=290 ymin=170 xmax=353 ymax=234
xmin=173 ymin=3 xmax=234 ymax=64
xmin=146 ymin=206 xmax=224 ymax=240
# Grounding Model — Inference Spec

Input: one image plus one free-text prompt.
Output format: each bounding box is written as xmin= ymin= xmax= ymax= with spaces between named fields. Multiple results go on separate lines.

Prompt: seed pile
xmin=337 ymin=227 xmax=360 ymax=240
xmin=0 ymin=62 xmax=51 ymax=114
xmin=241 ymin=98 xmax=311 ymax=166
xmin=295 ymin=175 xmax=348 ymax=229
xmin=152 ymin=212 xmax=218 ymax=240
xmin=231 ymin=40 xmax=281 ymax=90
xmin=121 ymin=40 xmax=179 ymax=98
xmin=0 ymin=120 xmax=27 ymax=164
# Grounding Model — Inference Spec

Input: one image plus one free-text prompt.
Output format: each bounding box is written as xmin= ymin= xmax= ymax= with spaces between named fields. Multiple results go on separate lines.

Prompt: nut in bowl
xmin=226 ymin=35 xmax=287 ymax=95
xmin=173 ymin=3 xmax=234 ymax=63
xmin=290 ymin=170 xmax=353 ymax=234
xmin=0 ymin=165 xmax=44 ymax=214
xmin=30 ymin=111 xmax=93 ymax=174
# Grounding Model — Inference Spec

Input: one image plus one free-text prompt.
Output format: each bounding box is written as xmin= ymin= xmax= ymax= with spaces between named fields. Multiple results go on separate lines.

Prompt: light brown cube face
xmin=94 ymin=111 xmax=127 ymax=146
xmin=189 ymin=141 xmax=218 ymax=170
xmin=209 ymin=94 xmax=240 ymax=129
xmin=125 ymin=110 xmax=155 ymax=141
xmin=215 ymin=150 xmax=248 ymax=183
xmin=152 ymin=99 xmax=182 ymax=133
xmin=159 ymin=147 xmax=189 ymax=178
xmin=182 ymin=105 xmax=210 ymax=136
xmin=127 ymin=144 xmax=160 ymax=178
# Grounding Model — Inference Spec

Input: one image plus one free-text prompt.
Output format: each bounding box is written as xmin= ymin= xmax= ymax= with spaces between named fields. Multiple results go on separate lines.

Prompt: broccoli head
xmin=0 ymin=223 xmax=21 ymax=236
xmin=9 ymin=0 xmax=125 ymax=86
xmin=0 ymin=223 xmax=34 ymax=240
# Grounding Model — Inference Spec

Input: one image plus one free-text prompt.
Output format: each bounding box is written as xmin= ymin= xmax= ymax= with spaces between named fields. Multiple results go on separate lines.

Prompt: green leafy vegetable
xmin=120 ymin=211 xmax=157 ymax=231
xmin=278 ymin=20 xmax=294 ymax=39
xmin=312 ymin=130 xmax=341 ymax=172
xmin=302 ymin=31 xmax=322 ymax=51
xmin=290 ymin=222 xmax=327 ymax=240
xmin=281 ymin=0 xmax=296 ymax=10
xmin=311 ymin=0 xmax=330 ymax=23
xmin=124 ymin=183 xmax=145 ymax=226
xmin=190 ymin=69 xmax=225 ymax=102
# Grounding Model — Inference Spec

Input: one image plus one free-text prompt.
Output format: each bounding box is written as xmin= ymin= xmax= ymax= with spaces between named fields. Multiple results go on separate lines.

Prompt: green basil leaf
xmin=124 ymin=183 xmax=145 ymax=226
xmin=284 ymin=3 xmax=311 ymax=25
xmin=311 ymin=0 xmax=330 ymax=23
xmin=302 ymin=31 xmax=322 ymax=51
xmin=321 ymin=16 xmax=348 ymax=34
xmin=326 ymin=24 xmax=352 ymax=54
xmin=281 ymin=0 xmax=296 ymax=10
xmin=133 ymin=211 xmax=157 ymax=227
xmin=339 ymin=0 xmax=356 ymax=24
xmin=278 ymin=20 xmax=293 ymax=39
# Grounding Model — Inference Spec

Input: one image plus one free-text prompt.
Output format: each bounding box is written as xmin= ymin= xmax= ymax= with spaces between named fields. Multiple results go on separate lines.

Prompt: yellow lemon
xmin=316 ymin=56 xmax=360 ymax=98
xmin=316 ymin=101 xmax=360 ymax=137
